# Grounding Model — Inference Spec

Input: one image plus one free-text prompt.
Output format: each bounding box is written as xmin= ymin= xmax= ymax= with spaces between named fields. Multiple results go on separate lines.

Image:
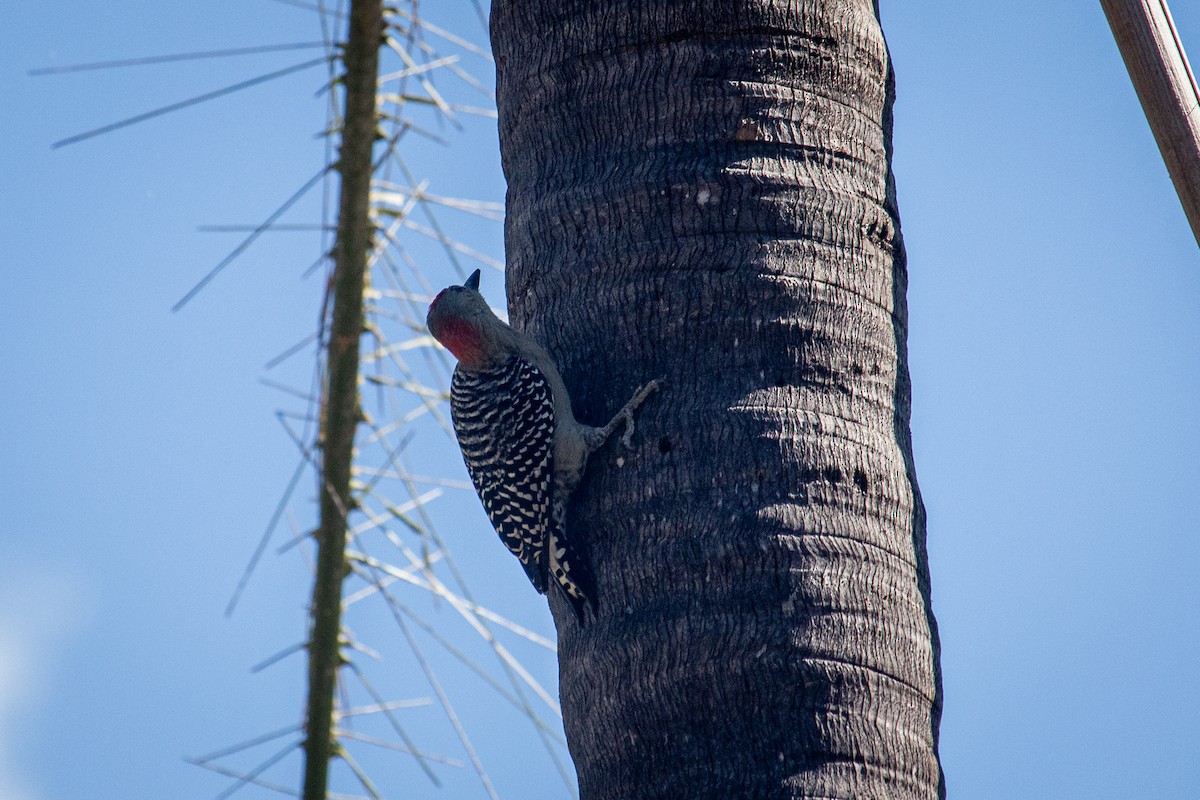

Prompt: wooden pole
xmin=1101 ymin=0 xmax=1200 ymax=248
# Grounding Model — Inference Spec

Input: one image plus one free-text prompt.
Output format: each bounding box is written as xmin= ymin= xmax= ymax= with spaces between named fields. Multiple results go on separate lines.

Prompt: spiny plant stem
xmin=303 ymin=1 xmax=384 ymax=799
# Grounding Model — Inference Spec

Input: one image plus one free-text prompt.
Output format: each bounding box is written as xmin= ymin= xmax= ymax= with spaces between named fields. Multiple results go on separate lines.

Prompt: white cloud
xmin=0 ymin=565 xmax=88 ymax=800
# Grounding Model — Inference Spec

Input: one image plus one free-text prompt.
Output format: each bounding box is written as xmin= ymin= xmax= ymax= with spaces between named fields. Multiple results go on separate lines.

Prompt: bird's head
xmin=427 ymin=269 xmax=496 ymax=368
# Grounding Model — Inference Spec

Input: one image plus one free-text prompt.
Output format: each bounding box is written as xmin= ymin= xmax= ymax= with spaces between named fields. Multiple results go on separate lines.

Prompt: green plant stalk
xmin=303 ymin=1 xmax=384 ymax=799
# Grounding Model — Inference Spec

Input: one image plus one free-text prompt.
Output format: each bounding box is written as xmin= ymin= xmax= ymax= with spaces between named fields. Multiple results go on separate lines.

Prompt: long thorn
xmin=52 ymin=56 xmax=329 ymax=148
xmin=174 ymin=165 xmax=330 ymax=312
xmin=186 ymin=759 xmax=298 ymax=797
xmin=214 ymin=738 xmax=304 ymax=800
xmin=29 ymin=42 xmax=328 ymax=75
xmin=264 ymin=0 xmax=348 ymax=16
xmin=225 ymin=456 xmax=310 ymax=616
xmin=192 ymin=723 xmax=303 ymax=765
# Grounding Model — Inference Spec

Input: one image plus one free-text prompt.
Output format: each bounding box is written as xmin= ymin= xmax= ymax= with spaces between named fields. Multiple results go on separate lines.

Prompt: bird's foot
xmin=617 ymin=378 xmax=664 ymax=449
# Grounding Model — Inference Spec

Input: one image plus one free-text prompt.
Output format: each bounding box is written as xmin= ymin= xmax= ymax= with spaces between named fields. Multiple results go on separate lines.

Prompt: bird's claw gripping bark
xmin=617 ymin=378 xmax=664 ymax=449
xmin=618 ymin=409 xmax=638 ymax=449
xmin=590 ymin=378 xmax=664 ymax=453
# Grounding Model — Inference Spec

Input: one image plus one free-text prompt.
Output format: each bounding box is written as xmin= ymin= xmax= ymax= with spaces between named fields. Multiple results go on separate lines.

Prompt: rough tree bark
xmin=492 ymin=2 xmax=943 ymax=799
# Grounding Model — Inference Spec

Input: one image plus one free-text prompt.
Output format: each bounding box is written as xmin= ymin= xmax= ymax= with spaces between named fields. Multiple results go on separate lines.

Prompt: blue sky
xmin=2 ymin=2 xmax=1198 ymax=799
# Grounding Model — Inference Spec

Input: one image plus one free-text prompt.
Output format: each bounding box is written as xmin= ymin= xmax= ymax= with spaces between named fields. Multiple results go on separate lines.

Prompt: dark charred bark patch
xmin=854 ymin=467 xmax=870 ymax=493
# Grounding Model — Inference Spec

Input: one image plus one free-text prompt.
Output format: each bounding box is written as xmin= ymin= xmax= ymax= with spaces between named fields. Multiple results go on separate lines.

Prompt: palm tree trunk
xmin=493 ymin=1 xmax=943 ymax=798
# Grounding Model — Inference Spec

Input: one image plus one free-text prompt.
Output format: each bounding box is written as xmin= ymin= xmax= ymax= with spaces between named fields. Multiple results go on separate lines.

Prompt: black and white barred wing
xmin=450 ymin=357 xmax=555 ymax=594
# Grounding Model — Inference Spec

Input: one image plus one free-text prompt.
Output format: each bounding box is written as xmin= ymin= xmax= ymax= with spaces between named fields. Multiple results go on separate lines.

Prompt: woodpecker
xmin=426 ymin=269 xmax=661 ymax=621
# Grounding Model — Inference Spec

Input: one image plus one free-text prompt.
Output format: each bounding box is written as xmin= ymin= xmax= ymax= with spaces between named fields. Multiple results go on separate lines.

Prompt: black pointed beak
xmin=464 ymin=269 xmax=481 ymax=291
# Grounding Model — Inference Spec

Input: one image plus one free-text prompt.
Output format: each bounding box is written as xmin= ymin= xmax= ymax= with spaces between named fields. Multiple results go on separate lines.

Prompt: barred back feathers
xmin=451 ymin=356 xmax=589 ymax=605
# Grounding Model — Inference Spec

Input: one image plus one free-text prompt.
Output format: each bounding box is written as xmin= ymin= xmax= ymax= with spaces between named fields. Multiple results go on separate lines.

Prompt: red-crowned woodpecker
xmin=426 ymin=269 xmax=661 ymax=622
